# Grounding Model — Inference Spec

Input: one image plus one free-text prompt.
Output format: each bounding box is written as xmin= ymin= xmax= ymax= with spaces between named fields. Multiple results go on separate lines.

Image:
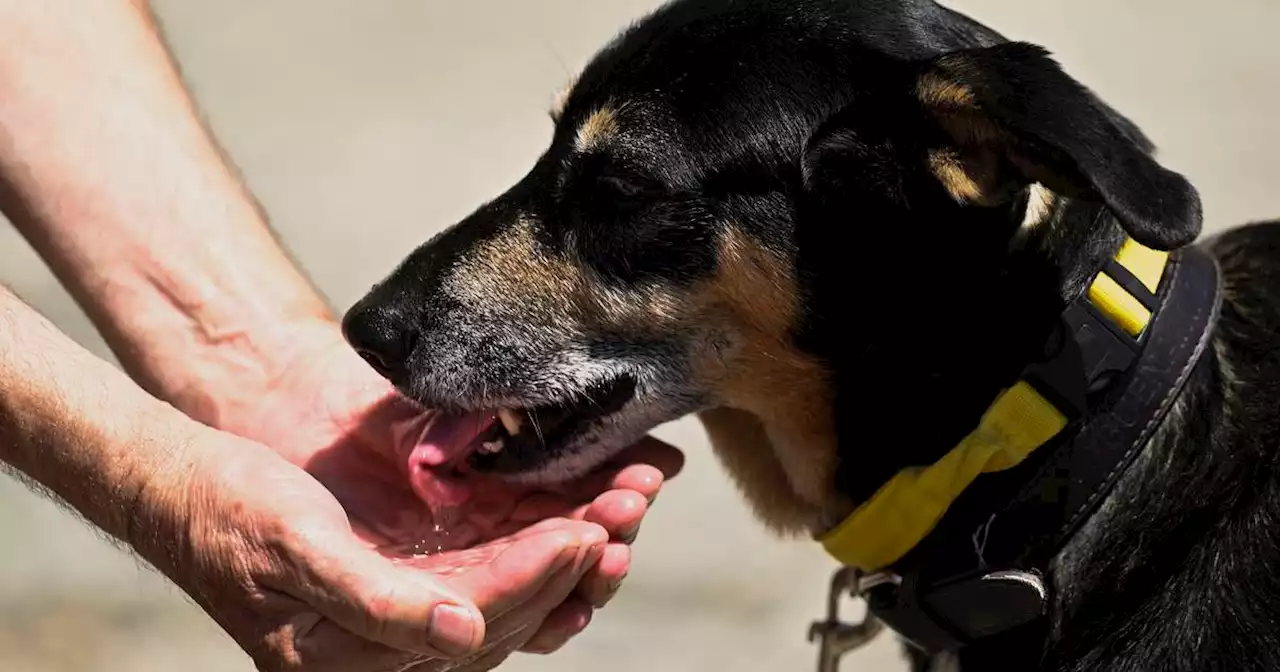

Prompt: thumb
xmin=288 ymin=531 xmax=486 ymax=659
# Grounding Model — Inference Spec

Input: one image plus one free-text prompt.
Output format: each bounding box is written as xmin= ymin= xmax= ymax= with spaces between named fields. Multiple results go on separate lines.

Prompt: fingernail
xmin=585 ymin=544 xmax=606 ymax=570
xmin=599 ymin=575 xmax=627 ymax=607
xmin=429 ymin=604 xmax=476 ymax=657
xmin=620 ymin=523 xmax=641 ymax=544
xmin=553 ymin=544 xmax=582 ymax=574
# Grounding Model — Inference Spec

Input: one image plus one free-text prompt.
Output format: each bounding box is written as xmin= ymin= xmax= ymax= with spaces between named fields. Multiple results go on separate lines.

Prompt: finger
xmin=289 ymin=616 xmax=425 ymax=672
xmin=486 ymin=515 xmax=589 ymax=543
xmin=509 ymin=489 xmax=649 ymax=540
xmin=251 ymin=588 xmax=425 ymax=672
xmin=404 ymin=555 xmax=600 ymax=672
xmin=283 ymin=530 xmax=484 ymax=659
xmin=551 ymin=437 xmax=683 ymax=501
xmin=518 ymin=598 xmax=595 ymax=654
xmin=475 ymin=533 xmax=604 ymax=645
xmin=408 ymin=626 xmax=530 ymax=672
xmin=487 ymin=489 xmax=647 ymax=544
xmin=508 ymin=493 xmax=575 ymax=524
xmin=300 ymin=557 xmax=587 ymax=672
xmin=443 ymin=521 xmax=606 ymax=625
xmin=284 ymin=521 xmax=602 ymax=659
xmin=610 ymin=463 xmax=668 ymax=502
xmin=480 ymin=515 xmax=595 ymax=547
xmin=575 ymin=542 xmax=631 ymax=608
xmin=562 ymin=462 xmax=665 ymax=505
xmin=581 ymin=489 xmax=649 ymax=541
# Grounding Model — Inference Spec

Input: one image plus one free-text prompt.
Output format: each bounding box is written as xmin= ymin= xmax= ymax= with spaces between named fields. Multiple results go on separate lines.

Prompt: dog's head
xmin=343 ymin=0 xmax=1201 ymax=532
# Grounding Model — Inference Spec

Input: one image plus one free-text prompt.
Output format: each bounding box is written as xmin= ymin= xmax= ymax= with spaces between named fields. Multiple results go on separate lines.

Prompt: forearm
xmin=0 ymin=285 xmax=195 ymax=551
xmin=0 ymin=0 xmax=332 ymax=422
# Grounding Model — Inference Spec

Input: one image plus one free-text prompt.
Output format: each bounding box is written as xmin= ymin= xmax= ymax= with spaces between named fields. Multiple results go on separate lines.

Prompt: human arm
xmin=0 ymin=285 xmax=620 ymax=670
xmin=0 ymin=0 xmax=331 ymax=422
xmin=0 ymin=0 xmax=681 ymax=657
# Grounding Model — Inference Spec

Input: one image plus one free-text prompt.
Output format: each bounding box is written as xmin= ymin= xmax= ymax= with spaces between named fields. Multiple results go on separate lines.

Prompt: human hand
xmin=133 ymin=421 xmax=661 ymax=672
xmin=183 ymin=323 xmax=684 ymax=655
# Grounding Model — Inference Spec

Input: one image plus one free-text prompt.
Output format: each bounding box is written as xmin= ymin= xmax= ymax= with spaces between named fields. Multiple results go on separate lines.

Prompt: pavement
xmin=1 ymin=1 xmax=1277 ymax=670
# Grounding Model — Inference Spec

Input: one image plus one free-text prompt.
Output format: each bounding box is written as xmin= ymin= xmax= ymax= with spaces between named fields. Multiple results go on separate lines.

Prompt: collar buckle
xmin=1023 ymin=282 xmax=1146 ymax=425
xmin=864 ymin=568 xmax=1048 ymax=655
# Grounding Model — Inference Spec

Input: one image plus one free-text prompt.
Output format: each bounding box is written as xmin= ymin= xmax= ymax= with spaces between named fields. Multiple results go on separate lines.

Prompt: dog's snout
xmin=341 ymin=303 xmax=419 ymax=381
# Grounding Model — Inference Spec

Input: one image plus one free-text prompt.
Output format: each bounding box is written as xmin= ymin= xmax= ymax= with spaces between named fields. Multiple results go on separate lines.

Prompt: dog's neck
xmin=814 ymin=187 xmax=1219 ymax=660
xmin=820 ymin=187 xmax=1126 ymax=522
xmin=701 ymin=184 xmax=1132 ymax=538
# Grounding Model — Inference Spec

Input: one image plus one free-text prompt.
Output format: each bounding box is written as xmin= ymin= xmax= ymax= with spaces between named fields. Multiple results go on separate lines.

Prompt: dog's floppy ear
xmin=915 ymin=42 xmax=1202 ymax=249
xmin=804 ymin=42 xmax=1201 ymax=250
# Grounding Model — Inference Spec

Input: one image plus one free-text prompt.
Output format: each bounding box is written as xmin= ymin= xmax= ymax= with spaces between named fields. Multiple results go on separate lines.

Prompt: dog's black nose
xmin=341 ymin=304 xmax=418 ymax=381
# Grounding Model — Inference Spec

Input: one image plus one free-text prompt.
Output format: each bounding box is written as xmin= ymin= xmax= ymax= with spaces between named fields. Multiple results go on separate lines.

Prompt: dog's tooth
xmin=497 ymin=408 xmax=523 ymax=436
xmin=480 ymin=439 xmax=504 ymax=454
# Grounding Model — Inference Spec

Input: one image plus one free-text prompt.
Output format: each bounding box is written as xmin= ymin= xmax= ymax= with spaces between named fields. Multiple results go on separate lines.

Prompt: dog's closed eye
xmin=599 ymin=174 xmax=646 ymax=199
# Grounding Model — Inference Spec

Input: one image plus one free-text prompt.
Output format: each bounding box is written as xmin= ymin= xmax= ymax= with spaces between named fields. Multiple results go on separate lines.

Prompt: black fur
xmin=343 ymin=1 xmax=1280 ymax=669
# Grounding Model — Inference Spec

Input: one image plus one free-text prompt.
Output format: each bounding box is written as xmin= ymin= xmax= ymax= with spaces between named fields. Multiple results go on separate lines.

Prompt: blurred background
xmin=1 ymin=1 xmax=1276 ymax=670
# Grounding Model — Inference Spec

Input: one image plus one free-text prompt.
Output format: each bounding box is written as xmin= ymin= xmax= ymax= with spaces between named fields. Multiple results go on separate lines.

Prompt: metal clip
xmin=807 ymin=568 xmax=899 ymax=672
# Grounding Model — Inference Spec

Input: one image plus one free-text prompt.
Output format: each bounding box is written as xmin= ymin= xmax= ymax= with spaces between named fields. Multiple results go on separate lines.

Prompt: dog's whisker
xmin=529 ymin=409 xmax=547 ymax=448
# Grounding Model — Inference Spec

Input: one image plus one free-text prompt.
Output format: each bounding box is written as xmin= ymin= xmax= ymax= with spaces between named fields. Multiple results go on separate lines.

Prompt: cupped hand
xmin=133 ymin=422 xmax=634 ymax=672
xmin=192 ymin=324 xmax=684 ymax=659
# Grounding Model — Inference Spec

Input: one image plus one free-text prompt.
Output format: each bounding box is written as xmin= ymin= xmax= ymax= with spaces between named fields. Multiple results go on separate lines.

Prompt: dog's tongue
xmin=391 ymin=410 xmax=496 ymax=520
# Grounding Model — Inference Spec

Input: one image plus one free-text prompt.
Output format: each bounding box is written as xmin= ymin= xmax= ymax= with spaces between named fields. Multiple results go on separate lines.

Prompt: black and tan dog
xmin=341 ymin=1 xmax=1280 ymax=669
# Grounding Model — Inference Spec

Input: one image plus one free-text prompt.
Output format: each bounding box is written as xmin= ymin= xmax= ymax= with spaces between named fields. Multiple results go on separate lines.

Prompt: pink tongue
xmin=391 ymin=410 xmax=496 ymax=520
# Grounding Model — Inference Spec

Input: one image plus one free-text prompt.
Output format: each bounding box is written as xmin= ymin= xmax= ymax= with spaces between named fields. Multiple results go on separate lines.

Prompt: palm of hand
xmin=212 ymin=334 xmax=681 ymax=663
xmin=238 ymin=338 xmax=675 ymax=546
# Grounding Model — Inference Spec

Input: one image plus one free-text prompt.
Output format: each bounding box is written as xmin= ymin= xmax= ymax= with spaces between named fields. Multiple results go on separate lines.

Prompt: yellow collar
xmin=819 ymin=237 xmax=1171 ymax=572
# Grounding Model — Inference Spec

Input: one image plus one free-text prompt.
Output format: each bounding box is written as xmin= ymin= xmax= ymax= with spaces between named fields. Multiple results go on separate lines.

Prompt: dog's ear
xmin=805 ymin=42 xmax=1203 ymax=250
xmin=917 ymin=42 xmax=1202 ymax=248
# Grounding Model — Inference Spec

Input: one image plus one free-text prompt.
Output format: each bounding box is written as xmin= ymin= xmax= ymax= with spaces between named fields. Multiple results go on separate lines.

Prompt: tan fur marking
xmin=919 ymin=70 xmax=1004 ymax=147
xmin=698 ymin=407 xmax=822 ymax=534
xmin=934 ymin=111 xmax=1004 ymax=147
xmin=575 ymin=107 xmax=618 ymax=152
xmin=448 ymin=218 xmax=684 ymax=334
xmin=920 ymin=70 xmax=1043 ymax=211
xmin=691 ymin=227 xmax=845 ymax=533
xmin=928 ymin=148 xmax=986 ymax=203
xmin=918 ymin=71 xmax=975 ymax=109
xmin=928 ymin=147 xmax=1008 ymax=206
xmin=448 ymin=218 xmax=582 ymax=317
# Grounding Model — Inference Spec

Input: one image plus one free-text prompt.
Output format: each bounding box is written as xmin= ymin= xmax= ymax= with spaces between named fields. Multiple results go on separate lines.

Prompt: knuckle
xmin=252 ymin=633 xmax=305 ymax=672
xmin=351 ymin=575 xmax=408 ymax=644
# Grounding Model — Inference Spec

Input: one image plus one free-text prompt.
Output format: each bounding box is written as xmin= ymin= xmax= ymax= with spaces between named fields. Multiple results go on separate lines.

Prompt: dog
xmin=341 ymin=1 xmax=1280 ymax=669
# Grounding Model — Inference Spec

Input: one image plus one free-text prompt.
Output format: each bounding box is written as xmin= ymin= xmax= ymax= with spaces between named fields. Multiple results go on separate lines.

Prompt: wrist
xmin=44 ymin=222 xmax=337 ymax=418
xmin=162 ymin=315 xmax=405 ymax=466
xmin=0 ymin=287 xmax=206 ymax=549
xmin=142 ymin=306 xmax=340 ymax=428
xmin=117 ymin=405 xmax=207 ymax=573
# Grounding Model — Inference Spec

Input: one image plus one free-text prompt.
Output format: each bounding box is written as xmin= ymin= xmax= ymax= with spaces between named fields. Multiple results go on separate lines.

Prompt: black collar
xmin=851 ymin=240 xmax=1223 ymax=655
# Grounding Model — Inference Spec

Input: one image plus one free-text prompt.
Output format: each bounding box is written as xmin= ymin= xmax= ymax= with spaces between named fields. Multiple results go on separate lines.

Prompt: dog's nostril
xmin=341 ymin=305 xmax=419 ymax=381
xmin=354 ymin=331 xmax=417 ymax=376
xmin=355 ymin=347 xmax=394 ymax=377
